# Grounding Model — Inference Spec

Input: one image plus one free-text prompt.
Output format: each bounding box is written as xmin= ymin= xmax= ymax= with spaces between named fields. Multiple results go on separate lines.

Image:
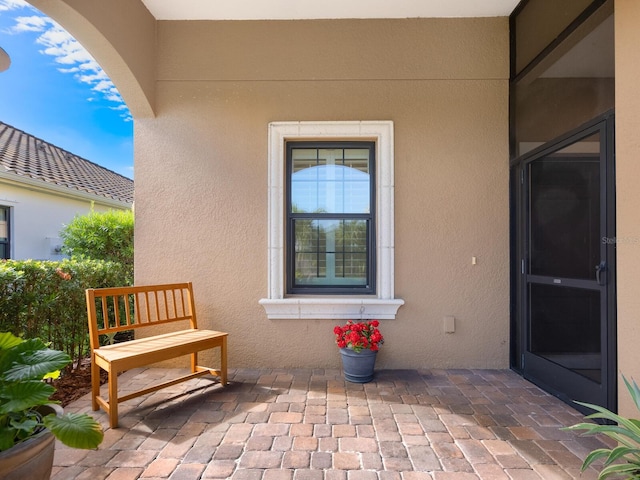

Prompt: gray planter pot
xmin=339 ymin=348 xmax=378 ymax=383
xmin=0 ymin=404 xmax=63 ymax=480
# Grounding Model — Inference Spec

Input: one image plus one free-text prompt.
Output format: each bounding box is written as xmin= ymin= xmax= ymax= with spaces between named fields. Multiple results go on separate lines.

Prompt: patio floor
xmin=52 ymin=368 xmax=614 ymax=480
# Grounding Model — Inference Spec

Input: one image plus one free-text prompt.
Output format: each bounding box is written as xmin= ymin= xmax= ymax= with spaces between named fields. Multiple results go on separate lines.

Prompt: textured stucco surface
xmin=615 ymin=0 xmax=640 ymax=418
xmin=133 ymin=17 xmax=510 ymax=370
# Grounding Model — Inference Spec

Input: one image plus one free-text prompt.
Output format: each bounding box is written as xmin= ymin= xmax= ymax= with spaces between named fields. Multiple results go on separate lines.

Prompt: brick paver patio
xmin=52 ymin=368 xmax=614 ymax=479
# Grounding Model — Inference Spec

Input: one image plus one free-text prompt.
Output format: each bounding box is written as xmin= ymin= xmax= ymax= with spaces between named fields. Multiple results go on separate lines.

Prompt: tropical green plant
xmin=564 ymin=375 xmax=640 ymax=479
xmin=0 ymin=332 xmax=103 ymax=452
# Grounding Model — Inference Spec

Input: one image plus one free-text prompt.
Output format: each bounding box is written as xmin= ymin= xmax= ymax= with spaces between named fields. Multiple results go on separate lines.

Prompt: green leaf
xmin=624 ymin=375 xmax=640 ymax=413
xmin=0 ymin=332 xmax=22 ymax=351
xmin=602 ymin=446 xmax=640 ymax=466
xmin=0 ymin=426 xmax=16 ymax=451
xmin=567 ymin=421 xmax=640 ymax=447
xmin=3 ymin=347 xmax=71 ymax=382
xmin=581 ymin=448 xmax=612 ymax=470
xmin=598 ymin=461 xmax=640 ymax=480
xmin=9 ymin=416 xmax=39 ymax=442
xmin=574 ymin=401 xmax=640 ymax=444
xmin=43 ymin=413 xmax=103 ymax=449
xmin=0 ymin=381 xmax=55 ymax=414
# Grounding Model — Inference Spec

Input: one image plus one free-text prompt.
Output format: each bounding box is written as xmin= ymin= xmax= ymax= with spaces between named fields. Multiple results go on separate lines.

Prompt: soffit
xmin=141 ymin=0 xmax=521 ymax=21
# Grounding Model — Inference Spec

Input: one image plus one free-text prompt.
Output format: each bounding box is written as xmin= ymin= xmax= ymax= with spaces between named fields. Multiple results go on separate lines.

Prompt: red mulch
xmin=50 ymin=360 xmax=108 ymax=407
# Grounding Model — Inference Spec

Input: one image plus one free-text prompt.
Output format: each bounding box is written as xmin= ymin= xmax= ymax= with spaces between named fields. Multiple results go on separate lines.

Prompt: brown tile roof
xmin=0 ymin=121 xmax=133 ymax=205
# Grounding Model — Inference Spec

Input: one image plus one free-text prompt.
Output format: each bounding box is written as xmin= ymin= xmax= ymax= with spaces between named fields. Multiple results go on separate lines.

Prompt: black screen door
xmin=520 ymin=117 xmax=616 ymax=412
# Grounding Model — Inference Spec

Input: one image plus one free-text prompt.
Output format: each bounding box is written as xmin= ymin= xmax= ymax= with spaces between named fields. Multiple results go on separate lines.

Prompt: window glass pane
xmin=529 ymin=283 xmax=601 ymax=383
xmin=513 ymin=12 xmax=613 ymax=157
xmin=529 ymin=133 xmax=600 ymax=279
xmin=291 ymin=147 xmax=370 ymax=214
xmin=514 ymin=0 xmax=593 ymax=75
xmin=293 ymin=219 xmax=368 ymax=287
xmin=0 ymin=207 xmax=7 ymax=242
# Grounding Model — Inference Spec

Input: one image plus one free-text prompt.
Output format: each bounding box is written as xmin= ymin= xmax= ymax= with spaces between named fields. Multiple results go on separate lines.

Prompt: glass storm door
xmin=522 ymin=118 xmax=615 ymax=412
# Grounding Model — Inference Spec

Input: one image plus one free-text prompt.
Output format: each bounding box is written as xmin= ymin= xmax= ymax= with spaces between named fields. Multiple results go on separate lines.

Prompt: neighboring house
xmin=0 ymin=121 xmax=133 ymax=260
xmin=26 ymin=0 xmax=640 ymax=416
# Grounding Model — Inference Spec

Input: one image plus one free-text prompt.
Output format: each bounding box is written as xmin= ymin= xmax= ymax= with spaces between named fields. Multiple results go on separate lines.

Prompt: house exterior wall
xmin=133 ymin=17 xmax=510 ymax=370
xmin=615 ymin=0 xmax=640 ymax=418
xmin=0 ymin=182 xmax=128 ymax=260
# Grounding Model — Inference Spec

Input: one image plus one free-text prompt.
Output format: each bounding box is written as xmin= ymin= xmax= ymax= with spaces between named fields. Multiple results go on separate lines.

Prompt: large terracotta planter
xmin=339 ymin=348 xmax=378 ymax=383
xmin=0 ymin=404 xmax=62 ymax=480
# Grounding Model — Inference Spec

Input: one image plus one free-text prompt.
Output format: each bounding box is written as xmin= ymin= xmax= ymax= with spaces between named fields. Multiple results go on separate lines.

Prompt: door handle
xmin=595 ymin=261 xmax=607 ymax=286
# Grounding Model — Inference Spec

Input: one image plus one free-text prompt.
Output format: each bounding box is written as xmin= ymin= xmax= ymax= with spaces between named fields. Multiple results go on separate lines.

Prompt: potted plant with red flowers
xmin=333 ymin=320 xmax=384 ymax=383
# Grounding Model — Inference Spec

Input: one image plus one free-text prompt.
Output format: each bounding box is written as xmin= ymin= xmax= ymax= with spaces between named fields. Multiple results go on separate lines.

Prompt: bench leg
xmin=191 ymin=351 xmax=198 ymax=374
xmin=108 ymin=371 xmax=119 ymax=429
xmin=220 ymin=336 xmax=228 ymax=386
xmin=90 ymin=355 xmax=100 ymax=411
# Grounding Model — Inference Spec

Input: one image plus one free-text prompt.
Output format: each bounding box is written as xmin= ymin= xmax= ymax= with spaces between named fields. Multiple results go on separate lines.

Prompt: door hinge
xmin=521 ymin=169 xmax=524 ymax=184
xmin=521 ymin=354 xmax=525 ymax=368
xmin=521 ymin=259 xmax=525 ymax=274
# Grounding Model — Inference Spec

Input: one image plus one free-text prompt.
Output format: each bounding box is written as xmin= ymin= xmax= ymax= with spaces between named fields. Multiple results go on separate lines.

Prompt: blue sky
xmin=0 ymin=0 xmax=133 ymax=179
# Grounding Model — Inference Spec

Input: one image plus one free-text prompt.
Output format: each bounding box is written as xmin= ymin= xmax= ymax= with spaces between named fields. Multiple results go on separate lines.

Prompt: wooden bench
xmin=85 ymin=282 xmax=227 ymax=428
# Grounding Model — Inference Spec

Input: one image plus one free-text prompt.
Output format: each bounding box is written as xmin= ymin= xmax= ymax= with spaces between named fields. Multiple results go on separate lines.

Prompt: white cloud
xmin=0 ymin=0 xmax=29 ymax=13
xmin=92 ymin=80 xmax=114 ymax=92
xmin=6 ymin=7 xmax=132 ymax=118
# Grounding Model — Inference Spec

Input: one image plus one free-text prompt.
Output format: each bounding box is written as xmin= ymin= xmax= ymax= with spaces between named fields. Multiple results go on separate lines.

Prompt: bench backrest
xmin=86 ymin=282 xmax=197 ymax=351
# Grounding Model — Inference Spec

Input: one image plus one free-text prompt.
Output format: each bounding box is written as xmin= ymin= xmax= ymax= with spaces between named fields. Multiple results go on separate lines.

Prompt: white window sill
xmin=259 ymin=297 xmax=405 ymax=320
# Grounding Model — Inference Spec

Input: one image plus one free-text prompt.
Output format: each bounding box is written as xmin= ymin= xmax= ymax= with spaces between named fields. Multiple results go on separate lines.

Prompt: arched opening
xmin=26 ymin=0 xmax=156 ymax=119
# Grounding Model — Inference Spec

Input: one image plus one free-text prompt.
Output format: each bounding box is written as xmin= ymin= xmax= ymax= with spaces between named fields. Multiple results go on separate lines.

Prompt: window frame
xmin=0 ymin=206 xmax=10 ymax=260
xmin=259 ymin=121 xmax=404 ymax=320
xmin=286 ymin=141 xmax=376 ymax=295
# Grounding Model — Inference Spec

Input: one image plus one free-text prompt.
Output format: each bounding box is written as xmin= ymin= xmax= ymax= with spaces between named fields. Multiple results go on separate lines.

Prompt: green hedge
xmin=0 ymin=258 xmax=128 ymax=369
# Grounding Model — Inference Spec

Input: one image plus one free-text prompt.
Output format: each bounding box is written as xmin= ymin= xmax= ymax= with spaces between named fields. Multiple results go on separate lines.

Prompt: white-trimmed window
xmin=259 ymin=121 xmax=404 ymax=319
xmin=287 ymin=141 xmax=375 ymax=294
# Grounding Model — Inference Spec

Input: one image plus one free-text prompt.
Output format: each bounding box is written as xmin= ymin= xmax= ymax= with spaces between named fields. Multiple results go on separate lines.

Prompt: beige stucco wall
xmin=132 ymin=17 xmax=510 ymax=370
xmin=615 ymin=0 xmax=640 ymax=418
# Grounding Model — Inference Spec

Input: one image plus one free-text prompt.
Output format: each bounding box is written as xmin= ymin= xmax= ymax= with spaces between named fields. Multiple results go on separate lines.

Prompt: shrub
xmin=60 ymin=209 xmax=133 ymax=283
xmin=0 ymin=259 xmax=127 ymax=368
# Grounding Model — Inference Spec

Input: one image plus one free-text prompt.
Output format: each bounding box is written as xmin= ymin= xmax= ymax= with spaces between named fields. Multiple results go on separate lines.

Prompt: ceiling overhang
xmin=141 ymin=0 xmax=521 ymax=21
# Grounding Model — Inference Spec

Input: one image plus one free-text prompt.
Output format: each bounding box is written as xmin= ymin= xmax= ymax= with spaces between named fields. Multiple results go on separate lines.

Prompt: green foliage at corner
xmin=564 ymin=375 xmax=640 ymax=479
xmin=0 ymin=332 xmax=103 ymax=452
xmin=60 ymin=209 xmax=134 ymax=283
xmin=0 ymin=258 xmax=127 ymax=367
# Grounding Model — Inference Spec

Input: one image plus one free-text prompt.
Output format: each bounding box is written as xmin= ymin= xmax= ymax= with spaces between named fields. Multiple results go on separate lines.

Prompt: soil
xmin=50 ymin=360 xmax=108 ymax=407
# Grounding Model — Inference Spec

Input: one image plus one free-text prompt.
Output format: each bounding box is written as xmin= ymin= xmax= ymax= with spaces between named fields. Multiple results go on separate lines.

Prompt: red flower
xmin=333 ymin=320 xmax=384 ymax=353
